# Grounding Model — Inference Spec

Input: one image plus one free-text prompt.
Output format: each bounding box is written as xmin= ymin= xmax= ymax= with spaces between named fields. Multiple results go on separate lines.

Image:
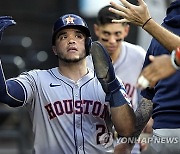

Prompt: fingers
xmin=137 ymin=75 xmax=150 ymax=89
xmin=109 ymin=0 xmax=143 ymax=26
xmin=109 ymin=7 xmax=126 ymax=17
xmin=137 ymin=0 xmax=146 ymax=6
xmin=0 ymin=16 xmax=16 ymax=40
xmin=110 ymin=1 xmax=127 ymax=13
xmin=149 ymin=55 xmax=155 ymax=62
xmin=119 ymin=0 xmax=135 ymax=8
xmin=0 ymin=16 xmax=16 ymax=24
xmin=0 ymin=16 xmax=13 ymax=20
xmin=137 ymin=60 xmax=156 ymax=89
xmin=0 ymin=16 xmax=16 ymax=28
xmin=112 ymin=19 xmax=130 ymax=23
xmin=109 ymin=2 xmax=129 ymax=21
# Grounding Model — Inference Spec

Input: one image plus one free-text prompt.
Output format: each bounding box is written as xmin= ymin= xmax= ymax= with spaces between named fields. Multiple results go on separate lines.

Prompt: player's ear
xmin=52 ymin=46 xmax=58 ymax=55
xmin=124 ymin=24 xmax=130 ymax=38
xmin=94 ymin=24 xmax=100 ymax=37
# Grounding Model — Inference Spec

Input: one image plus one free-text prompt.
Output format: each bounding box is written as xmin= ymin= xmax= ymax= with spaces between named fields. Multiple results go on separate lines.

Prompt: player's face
xmin=94 ymin=23 xmax=129 ymax=55
xmin=52 ymin=28 xmax=86 ymax=63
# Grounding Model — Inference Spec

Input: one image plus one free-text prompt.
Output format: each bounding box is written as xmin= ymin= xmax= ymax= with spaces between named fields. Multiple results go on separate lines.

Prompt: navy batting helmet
xmin=52 ymin=14 xmax=92 ymax=55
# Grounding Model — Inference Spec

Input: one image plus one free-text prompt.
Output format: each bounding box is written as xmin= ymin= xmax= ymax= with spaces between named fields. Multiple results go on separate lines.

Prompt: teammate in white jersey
xmin=86 ymin=5 xmax=148 ymax=154
xmin=0 ymin=14 xmax=135 ymax=154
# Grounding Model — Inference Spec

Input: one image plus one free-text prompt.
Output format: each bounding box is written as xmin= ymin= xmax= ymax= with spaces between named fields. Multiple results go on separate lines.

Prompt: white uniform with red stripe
xmin=87 ymin=41 xmax=146 ymax=154
xmin=12 ymin=67 xmax=130 ymax=154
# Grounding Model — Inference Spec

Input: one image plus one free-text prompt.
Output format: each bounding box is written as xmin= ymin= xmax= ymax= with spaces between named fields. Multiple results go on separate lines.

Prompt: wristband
xmin=105 ymin=78 xmax=128 ymax=107
xmin=171 ymin=50 xmax=180 ymax=70
xmin=142 ymin=17 xmax=152 ymax=29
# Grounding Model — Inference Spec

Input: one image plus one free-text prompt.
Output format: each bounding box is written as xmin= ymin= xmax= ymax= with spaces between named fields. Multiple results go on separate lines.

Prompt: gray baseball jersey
xmin=11 ymin=67 xmax=129 ymax=154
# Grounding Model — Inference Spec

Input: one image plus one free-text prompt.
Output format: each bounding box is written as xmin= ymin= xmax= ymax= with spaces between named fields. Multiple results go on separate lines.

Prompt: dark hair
xmin=96 ymin=5 xmax=128 ymax=25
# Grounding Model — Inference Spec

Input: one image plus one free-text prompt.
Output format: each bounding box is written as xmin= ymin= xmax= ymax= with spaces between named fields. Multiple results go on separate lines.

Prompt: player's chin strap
xmin=0 ymin=60 xmax=25 ymax=107
xmin=90 ymin=41 xmax=129 ymax=107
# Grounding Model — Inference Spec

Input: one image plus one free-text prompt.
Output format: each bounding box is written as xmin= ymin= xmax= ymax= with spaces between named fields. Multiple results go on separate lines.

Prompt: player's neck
xmin=109 ymin=46 xmax=121 ymax=64
xmin=58 ymin=60 xmax=88 ymax=81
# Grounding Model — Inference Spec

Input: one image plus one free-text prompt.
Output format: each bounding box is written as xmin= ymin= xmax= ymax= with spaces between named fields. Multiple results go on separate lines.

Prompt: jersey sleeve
xmin=0 ymin=58 xmax=40 ymax=107
xmin=0 ymin=60 xmax=28 ymax=107
xmin=14 ymin=70 xmax=39 ymax=106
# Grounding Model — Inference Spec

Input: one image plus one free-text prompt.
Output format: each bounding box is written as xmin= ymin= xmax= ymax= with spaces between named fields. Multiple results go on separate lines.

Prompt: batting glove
xmin=0 ymin=16 xmax=16 ymax=40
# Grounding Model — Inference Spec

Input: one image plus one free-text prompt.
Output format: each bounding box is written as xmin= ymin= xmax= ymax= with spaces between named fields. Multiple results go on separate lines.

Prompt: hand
xmin=137 ymin=54 xmax=176 ymax=89
xmin=0 ymin=16 xmax=16 ymax=40
xmin=109 ymin=0 xmax=151 ymax=27
xmin=140 ymin=142 xmax=148 ymax=152
xmin=143 ymin=117 xmax=153 ymax=134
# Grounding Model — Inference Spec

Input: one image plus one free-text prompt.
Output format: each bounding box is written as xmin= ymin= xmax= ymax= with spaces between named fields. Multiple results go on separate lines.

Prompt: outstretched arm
xmin=114 ymin=98 xmax=153 ymax=154
xmin=109 ymin=0 xmax=180 ymax=52
xmin=90 ymin=41 xmax=135 ymax=137
xmin=0 ymin=61 xmax=25 ymax=107
xmin=0 ymin=16 xmax=25 ymax=107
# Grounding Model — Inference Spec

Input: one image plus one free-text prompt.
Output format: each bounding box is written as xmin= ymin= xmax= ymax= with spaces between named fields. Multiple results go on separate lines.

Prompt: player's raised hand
xmin=90 ymin=41 xmax=118 ymax=94
xmin=0 ymin=16 xmax=16 ymax=40
xmin=109 ymin=0 xmax=151 ymax=27
xmin=90 ymin=41 xmax=129 ymax=107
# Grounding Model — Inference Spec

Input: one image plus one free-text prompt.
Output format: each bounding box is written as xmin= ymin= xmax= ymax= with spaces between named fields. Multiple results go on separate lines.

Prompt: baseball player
xmin=86 ymin=5 xmax=146 ymax=154
xmin=0 ymin=14 xmax=135 ymax=154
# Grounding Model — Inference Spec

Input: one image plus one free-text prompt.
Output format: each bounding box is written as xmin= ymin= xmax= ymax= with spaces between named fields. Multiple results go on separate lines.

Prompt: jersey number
xmin=96 ymin=124 xmax=106 ymax=144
